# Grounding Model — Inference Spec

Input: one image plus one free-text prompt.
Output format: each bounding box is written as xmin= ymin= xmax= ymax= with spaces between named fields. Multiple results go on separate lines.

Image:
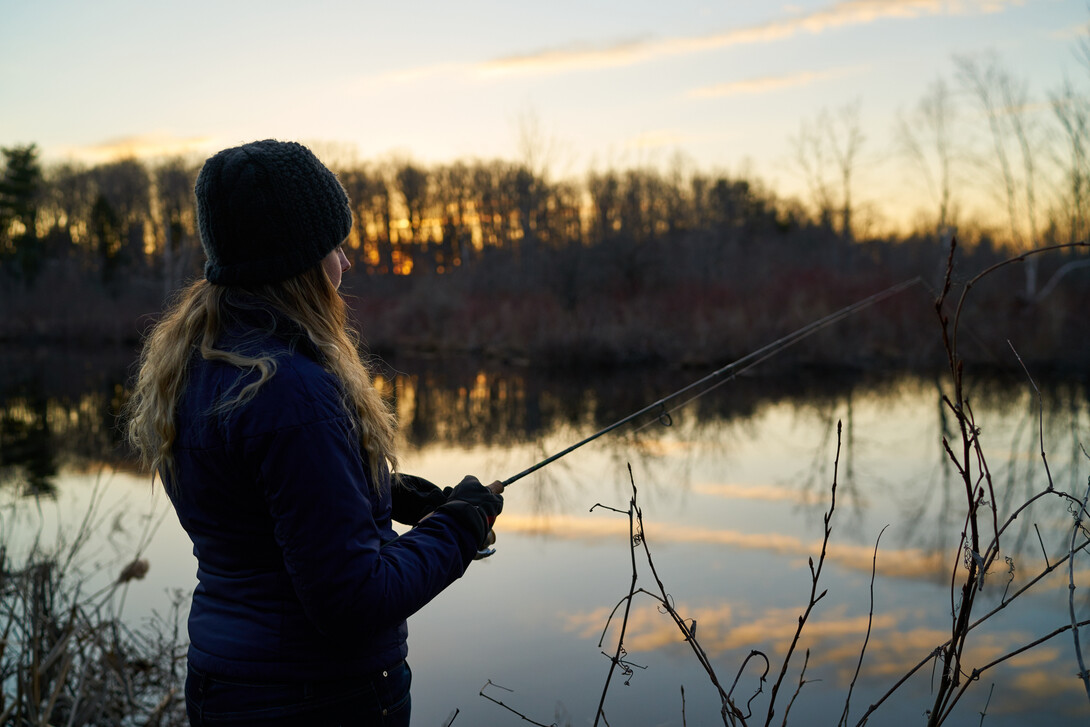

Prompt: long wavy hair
xmin=125 ymin=265 xmax=398 ymax=489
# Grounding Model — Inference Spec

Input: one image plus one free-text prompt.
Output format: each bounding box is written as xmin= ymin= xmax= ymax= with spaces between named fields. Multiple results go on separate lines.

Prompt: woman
xmin=126 ymin=139 xmax=503 ymax=726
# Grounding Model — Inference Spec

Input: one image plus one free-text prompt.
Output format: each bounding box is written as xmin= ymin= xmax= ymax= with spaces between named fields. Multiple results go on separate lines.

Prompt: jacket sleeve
xmin=241 ymin=384 xmax=481 ymax=639
xmin=391 ymin=474 xmax=449 ymax=525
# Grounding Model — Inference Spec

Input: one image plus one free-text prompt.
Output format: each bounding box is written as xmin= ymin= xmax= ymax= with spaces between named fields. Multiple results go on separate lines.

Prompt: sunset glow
xmin=2 ymin=1 xmax=1085 ymax=231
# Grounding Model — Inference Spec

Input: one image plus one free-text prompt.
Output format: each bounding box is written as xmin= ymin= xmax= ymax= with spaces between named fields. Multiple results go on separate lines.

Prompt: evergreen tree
xmin=0 ymin=144 xmax=44 ymax=281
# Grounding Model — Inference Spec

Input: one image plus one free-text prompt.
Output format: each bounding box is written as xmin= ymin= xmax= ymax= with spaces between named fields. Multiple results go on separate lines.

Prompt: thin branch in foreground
xmin=1007 ymin=340 xmax=1054 ymax=491
xmin=780 ymin=649 xmax=813 ymax=727
xmin=853 ymin=536 xmax=1090 ymax=725
xmin=590 ymin=470 xmax=753 ymax=725
xmin=728 ymin=650 xmax=771 ymax=720
xmin=632 ymin=490 xmax=747 ymax=725
xmin=934 ymin=618 xmax=1090 ymax=725
xmin=1034 ymin=524 xmax=1050 ymax=569
xmin=840 ymin=525 xmax=888 ymax=727
xmin=1069 ymin=475 xmax=1090 ymax=702
xmin=592 ymin=467 xmax=640 ymax=727
xmin=479 ymin=680 xmax=557 ymax=727
xmin=764 ymin=420 xmax=842 ymax=727
xmin=977 ymin=682 xmax=995 ymax=727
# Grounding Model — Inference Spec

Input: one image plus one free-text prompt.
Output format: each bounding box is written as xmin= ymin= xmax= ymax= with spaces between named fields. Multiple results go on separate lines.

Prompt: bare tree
xmin=1050 ymin=78 xmax=1090 ymax=246
xmin=340 ymin=164 xmax=395 ymax=273
xmin=394 ymin=162 xmax=429 ymax=245
xmin=153 ymin=158 xmax=199 ymax=296
xmin=828 ymin=100 xmax=864 ymax=241
xmin=955 ymin=54 xmax=1044 ymax=299
xmin=896 ymin=78 xmax=958 ymax=240
xmin=790 ymin=100 xmax=864 ymax=240
xmin=790 ymin=113 xmax=836 ymax=231
xmin=89 ymin=159 xmax=153 ymax=278
xmin=513 ymin=105 xmax=559 ymax=183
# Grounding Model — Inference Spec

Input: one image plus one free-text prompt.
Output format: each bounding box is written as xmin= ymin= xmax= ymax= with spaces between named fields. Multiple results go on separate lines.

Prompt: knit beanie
xmin=195 ymin=140 xmax=353 ymax=286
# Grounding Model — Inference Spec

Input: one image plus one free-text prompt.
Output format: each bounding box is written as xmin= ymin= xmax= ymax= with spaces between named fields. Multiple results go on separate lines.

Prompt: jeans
xmin=185 ymin=661 xmax=411 ymax=726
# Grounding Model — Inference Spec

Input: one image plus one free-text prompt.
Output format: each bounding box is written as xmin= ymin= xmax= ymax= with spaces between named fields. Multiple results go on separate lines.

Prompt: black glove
xmin=435 ymin=475 xmax=503 ymax=549
xmin=390 ymin=474 xmax=448 ymax=525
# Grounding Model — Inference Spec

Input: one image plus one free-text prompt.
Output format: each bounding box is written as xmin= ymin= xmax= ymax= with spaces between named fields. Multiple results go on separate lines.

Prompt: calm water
xmin=2 ymin=346 xmax=1090 ymax=726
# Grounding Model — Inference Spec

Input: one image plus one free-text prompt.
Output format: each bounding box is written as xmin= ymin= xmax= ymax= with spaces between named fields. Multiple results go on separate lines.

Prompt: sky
xmin=1 ymin=0 xmax=1087 ymax=230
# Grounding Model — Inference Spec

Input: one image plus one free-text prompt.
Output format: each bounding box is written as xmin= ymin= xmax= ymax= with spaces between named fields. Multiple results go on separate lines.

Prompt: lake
xmin=2 ymin=346 xmax=1089 ymax=726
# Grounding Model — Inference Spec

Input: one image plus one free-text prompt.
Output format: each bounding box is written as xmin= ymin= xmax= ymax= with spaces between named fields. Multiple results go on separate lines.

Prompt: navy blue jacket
xmin=166 ymin=323 xmax=479 ymax=682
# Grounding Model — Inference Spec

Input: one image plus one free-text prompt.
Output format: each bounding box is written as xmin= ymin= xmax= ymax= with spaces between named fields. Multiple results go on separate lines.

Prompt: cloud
xmin=500 ymin=513 xmax=947 ymax=579
xmin=500 ymin=511 xmax=1090 ymax=589
xmin=477 ymin=0 xmax=1017 ymax=78
xmin=478 ymin=36 xmax=662 ymax=77
xmin=561 ymin=597 xmax=1075 ymax=715
xmin=691 ymin=481 xmax=827 ymax=504
xmin=1049 ymin=20 xmax=1090 ymax=40
xmin=341 ymin=0 xmax=1022 ymax=93
xmin=625 ymin=130 xmax=693 ymax=151
xmin=561 ymin=598 xmax=1031 ymax=671
xmin=688 ymin=67 xmax=863 ymax=99
xmin=55 ymin=133 xmax=216 ymax=164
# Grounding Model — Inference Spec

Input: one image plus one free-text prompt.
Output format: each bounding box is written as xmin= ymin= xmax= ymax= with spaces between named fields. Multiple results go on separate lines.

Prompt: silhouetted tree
xmin=587 ymin=170 xmax=621 ymax=243
xmin=91 ymin=193 xmax=122 ymax=285
xmin=340 ymin=164 xmax=395 ymax=274
xmin=0 ymin=144 xmax=45 ymax=281
xmin=956 ymin=54 xmax=1043 ymax=298
xmin=791 ymin=101 xmax=863 ymax=240
xmin=432 ymin=161 xmax=474 ymax=270
xmin=1051 ymin=78 xmax=1090 ymax=246
xmin=39 ymin=163 xmax=96 ymax=266
xmin=896 ymin=79 xmax=958 ymax=242
xmin=395 ymin=162 xmax=428 ymax=244
xmin=155 ymin=157 xmax=200 ymax=295
xmin=90 ymin=159 xmax=152 ymax=276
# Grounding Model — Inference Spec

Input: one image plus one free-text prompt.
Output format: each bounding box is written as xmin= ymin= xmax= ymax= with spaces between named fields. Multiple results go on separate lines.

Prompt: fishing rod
xmin=500 ymin=276 xmax=923 ymax=488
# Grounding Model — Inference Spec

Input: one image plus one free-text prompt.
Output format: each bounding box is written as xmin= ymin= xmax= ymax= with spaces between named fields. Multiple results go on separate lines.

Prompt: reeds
xmin=0 ymin=477 xmax=187 ymax=727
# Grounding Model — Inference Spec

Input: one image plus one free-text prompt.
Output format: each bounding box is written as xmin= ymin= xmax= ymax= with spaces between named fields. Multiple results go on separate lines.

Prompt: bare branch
xmin=840 ymin=525 xmax=888 ymax=726
xmin=764 ymin=421 xmax=842 ymax=727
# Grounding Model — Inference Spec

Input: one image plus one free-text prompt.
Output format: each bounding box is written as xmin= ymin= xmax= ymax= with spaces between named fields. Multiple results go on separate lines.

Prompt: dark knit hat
xmin=195 ymin=140 xmax=353 ymax=286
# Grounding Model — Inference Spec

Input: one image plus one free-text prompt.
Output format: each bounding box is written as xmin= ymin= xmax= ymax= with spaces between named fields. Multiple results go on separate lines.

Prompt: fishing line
xmin=500 ymin=277 xmax=924 ymax=487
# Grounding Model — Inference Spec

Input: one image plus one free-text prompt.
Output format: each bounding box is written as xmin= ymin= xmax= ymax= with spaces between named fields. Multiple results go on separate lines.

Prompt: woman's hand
xmin=438 ymin=476 xmax=504 ymax=558
xmin=476 ymin=482 xmax=504 ymax=558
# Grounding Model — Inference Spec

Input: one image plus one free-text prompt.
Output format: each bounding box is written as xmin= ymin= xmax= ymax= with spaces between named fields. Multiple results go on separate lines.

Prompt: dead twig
xmin=592 ymin=467 xmax=640 ymax=727
xmin=839 ymin=525 xmax=887 ymax=726
xmin=479 ymin=680 xmax=557 ymax=727
xmin=1069 ymin=475 xmax=1090 ymax=701
xmin=764 ymin=421 xmax=842 ymax=727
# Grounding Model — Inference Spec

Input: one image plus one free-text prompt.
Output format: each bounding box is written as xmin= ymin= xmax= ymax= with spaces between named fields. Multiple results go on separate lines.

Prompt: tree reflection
xmin=0 ymin=386 xmax=57 ymax=497
xmin=3 ymin=345 xmax=1089 ymax=557
xmin=0 ymin=347 xmax=133 ymax=496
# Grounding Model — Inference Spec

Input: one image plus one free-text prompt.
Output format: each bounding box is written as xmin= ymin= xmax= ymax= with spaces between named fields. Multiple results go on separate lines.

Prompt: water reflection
xmin=0 ymin=347 xmax=134 ymax=497
xmin=3 ymin=347 xmax=1090 ymax=724
xmin=4 ymin=348 xmax=1090 ymax=549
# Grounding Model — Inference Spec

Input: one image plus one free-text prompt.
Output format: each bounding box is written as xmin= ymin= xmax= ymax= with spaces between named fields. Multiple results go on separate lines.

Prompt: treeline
xmin=0 ymin=144 xmax=796 ymax=285
xmin=2 ymin=141 xmax=1089 ymax=370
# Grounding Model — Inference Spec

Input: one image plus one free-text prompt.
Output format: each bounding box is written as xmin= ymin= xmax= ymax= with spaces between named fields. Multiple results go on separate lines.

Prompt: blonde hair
xmin=125 ymin=266 xmax=398 ymax=489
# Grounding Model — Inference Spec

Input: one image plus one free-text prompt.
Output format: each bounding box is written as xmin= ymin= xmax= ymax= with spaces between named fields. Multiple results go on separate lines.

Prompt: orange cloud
xmin=500 ymin=511 xmax=1090 ymax=591
xmin=562 ymin=596 xmax=1074 ymax=707
xmin=57 ymin=133 xmax=216 ymax=164
xmin=500 ymin=512 xmax=949 ymax=579
xmin=478 ymin=0 xmax=1014 ymax=77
